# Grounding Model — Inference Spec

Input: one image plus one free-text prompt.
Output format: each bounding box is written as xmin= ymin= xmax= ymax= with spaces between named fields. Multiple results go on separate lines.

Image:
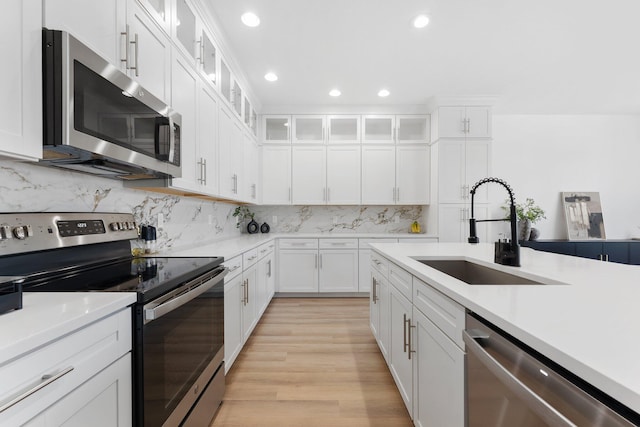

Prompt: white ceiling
xmin=204 ymin=0 xmax=640 ymax=114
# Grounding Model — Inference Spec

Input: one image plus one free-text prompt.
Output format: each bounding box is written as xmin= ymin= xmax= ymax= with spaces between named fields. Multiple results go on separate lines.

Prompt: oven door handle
xmin=462 ymin=330 xmax=575 ymax=427
xmin=144 ymin=268 xmax=228 ymax=324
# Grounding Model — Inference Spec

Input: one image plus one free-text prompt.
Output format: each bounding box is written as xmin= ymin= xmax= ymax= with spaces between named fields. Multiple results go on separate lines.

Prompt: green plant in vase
xmin=502 ymin=198 xmax=546 ymax=241
xmin=232 ymin=206 xmax=255 ymax=230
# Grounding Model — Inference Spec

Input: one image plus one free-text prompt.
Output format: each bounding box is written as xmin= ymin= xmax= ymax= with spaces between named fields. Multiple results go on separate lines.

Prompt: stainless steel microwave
xmin=41 ymin=29 xmax=181 ymax=180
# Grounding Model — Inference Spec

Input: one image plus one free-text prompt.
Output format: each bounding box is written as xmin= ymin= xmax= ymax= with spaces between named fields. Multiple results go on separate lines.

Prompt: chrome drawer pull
xmin=0 ymin=366 xmax=74 ymax=413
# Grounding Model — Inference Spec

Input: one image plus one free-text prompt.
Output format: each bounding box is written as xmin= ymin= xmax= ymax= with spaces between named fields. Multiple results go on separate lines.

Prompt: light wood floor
xmin=210 ymin=298 xmax=413 ymax=427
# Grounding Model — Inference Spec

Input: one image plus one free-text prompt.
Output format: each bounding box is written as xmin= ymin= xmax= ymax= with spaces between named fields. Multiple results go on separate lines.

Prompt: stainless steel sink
xmin=415 ymin=259 xmax=546 ymax=285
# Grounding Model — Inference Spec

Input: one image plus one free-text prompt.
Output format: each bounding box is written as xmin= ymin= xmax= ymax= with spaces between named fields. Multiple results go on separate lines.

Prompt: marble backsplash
xmin=0 ymin=160 xmax=429 ymax=251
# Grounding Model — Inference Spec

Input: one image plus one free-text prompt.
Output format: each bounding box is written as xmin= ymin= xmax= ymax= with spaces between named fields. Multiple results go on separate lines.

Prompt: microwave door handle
xmin=462 ymin=330 xmax=575 ymax=427
xmin=168 ymin=116 xmax=176 ymax=163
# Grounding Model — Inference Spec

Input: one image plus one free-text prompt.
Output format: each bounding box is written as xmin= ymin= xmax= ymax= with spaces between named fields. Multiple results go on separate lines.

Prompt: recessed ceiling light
xmin=241 ymin=12 xmax=260 ymax=27
xmin=329 ymin=89 xmax=341 ymax=97
xmin=378 ymin=89 xmax=390 ymax=97
xmin=264 ymin=72 xmax=278 ymax=82
xmin=413 ymin=14 xmax=429 ymax=28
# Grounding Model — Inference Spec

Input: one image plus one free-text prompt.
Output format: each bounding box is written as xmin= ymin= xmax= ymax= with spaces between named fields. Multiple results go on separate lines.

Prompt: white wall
xmin=491 ymin=115 xmax=640 ymax=239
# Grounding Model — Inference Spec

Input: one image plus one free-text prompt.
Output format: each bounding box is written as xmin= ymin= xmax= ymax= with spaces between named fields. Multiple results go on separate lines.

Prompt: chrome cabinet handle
xmin=120 ymin=25 xmax=130 ymax=69
xmin=315 ymin=254 xmax=318 ymax=269
xmin=246 ymin=278 xmax=249 ymax=303
xmin=203 ymin=158 xmax=207 ymax=185
xmin=598 ymin=254 xmax=603 ymax=261
xmin=605 ymin=254 xmax=610 ymax=262
xmin=267 ymin=259 xmax=271 ymax=277
xmin=319 ymin=254 xmax=323 ymax=269
xmin=408 ymin=319 xmax=416 ymax=360
xmin=130 ymin=32 xmax=139 ymax=76
xmin=393 ymin=187 xmax=396 ymax=202
xmin=248 ymin=255 xmax=257 ymax=261
xmin=403 ymin=313 xmax=408 ymax=353
xmin=462 ymin=330 xmax=575 ymax=427
xmin=0 ymin=366 xmax=75 ymax=413
xmin=372 ymin=277 xmax=377 ymax=303
xmin=396 ymin=187 xmax=400 ymax=202
xmin=227 ymin=265 xmax=240 ymax=272
xmin=466 ymin=118 xmax=471 ymax=134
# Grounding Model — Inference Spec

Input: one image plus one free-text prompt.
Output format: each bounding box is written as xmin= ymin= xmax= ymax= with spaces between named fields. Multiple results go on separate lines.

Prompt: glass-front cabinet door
xmin=328 ymin=115 xmax=360 ymax=143
xmin=220 ymin=59 xmax=231 ymax=102
xmin=139 ymin=0 xmax=171 ymax=33
xmin=262 ymin=116 xmax=291 ymax=143
xmin=397 ymin=115 xmax=430 ymax=144
xmin=363 ymin=115 xmax=395 ymax=144
xmin=199 ymin=28 xmax=216 ymax=86
xmin=175 ymin=0 xmax=196 ymax=60
xmin=251 ymin=109 xmax=257 ymax=136
xmin=244 ymin=98 xmax=251 ymax=127
xmin=232 ymin=81 xmax=242 ymax=116
xmin=292 ymin=116 xmax=326 ymax=144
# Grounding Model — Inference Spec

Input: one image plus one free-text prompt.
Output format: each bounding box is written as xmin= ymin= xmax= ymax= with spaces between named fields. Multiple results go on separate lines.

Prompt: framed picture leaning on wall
xmin=561 ymin=192 xmax=606 ymax=240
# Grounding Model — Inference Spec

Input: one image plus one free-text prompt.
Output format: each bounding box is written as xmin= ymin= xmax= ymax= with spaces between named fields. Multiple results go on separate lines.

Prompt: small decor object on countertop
xmin=502 ymin=197 xmax=546 ymax=241
xmin=247 ymin=219 xmax=259 ymax=234
xmin=410 ymin=220 xmax=423 ymax=234
xmin=260 ymin=222 xmax=270 ymax=233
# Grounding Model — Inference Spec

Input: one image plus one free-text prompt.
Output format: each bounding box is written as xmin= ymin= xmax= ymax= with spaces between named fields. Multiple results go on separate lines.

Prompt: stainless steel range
xmin=0 ymin=213 xmax=227 ymax=426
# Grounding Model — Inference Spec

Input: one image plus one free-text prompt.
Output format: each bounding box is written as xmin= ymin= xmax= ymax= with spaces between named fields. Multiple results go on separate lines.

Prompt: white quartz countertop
xmin=369 ymin=242 xmax=640 ymax=413
xmin=154 ymin=233 xmax=437 ymax=260
xmin=0 ymin=293 xmax=136 ymax=364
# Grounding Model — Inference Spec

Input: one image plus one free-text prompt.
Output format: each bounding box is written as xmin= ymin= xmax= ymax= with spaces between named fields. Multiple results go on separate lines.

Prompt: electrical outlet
xmin=157 ymin=213 xmax=164 ymax=229
xmin=272 ymin=215 xmax=278 ymax=225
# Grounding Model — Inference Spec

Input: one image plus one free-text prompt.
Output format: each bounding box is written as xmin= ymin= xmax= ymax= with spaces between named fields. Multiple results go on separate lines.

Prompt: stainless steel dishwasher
xmin=464 ymin=313 xmax=640 ymax=427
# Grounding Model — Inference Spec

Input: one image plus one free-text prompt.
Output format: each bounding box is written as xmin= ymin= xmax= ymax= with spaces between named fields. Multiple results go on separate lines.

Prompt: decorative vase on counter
xmin=247 ymin=219 xmax=259 ymax=234
xmin=529 ymin=227 xmax=540 ymax=241
xmin=518 ymin=219 xmax=532 ymax=241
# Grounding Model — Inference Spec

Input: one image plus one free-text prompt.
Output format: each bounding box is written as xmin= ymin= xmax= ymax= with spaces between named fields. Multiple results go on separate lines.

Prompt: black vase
xmin=246 ymin=219 xmax=259 ymax=234
xmin=260 ymin=222 xmax=270 ymax=233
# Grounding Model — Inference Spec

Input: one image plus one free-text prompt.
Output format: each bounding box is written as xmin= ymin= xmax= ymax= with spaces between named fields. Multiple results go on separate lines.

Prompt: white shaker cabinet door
xmin=438 ymin=140 xmax=466 ymax=204
xmin=361 ymin=146 xmax=395 ymax=204
xmin=278 ymin=250 xmax=318 ymax=292
xmin=241 ymin=265 xmax=258 ymax=342
xmin=465 ymin=106 xmax=492 ymax=138
xmin=437 ymin=107 xmax=466 ymax=138
xmin=0 ymin=0 xmax=42 ymax=161
xmin=318 ymin=249 xmax=358 ymax=292
xmin=389 ymin=286 xmax=414 ymax=416
xmin=465 ymin=140 xmax=491 ymax=203
xmin=43 ymin=0 xmax=126 ymax=69
xmin=326 ymin=146 xmax=361 ymax=205
xmin=224 ymin=274 xmax=243 ymax=373
xmin=197 ymin=82 xmax=219 ymax=195
xmin=292 ymin=146 xmax=326 ymax=205
xmin=261 ymin=146 xmax=292 ymax=205
xmin=396 ymin=145 xmax=430 ymax=205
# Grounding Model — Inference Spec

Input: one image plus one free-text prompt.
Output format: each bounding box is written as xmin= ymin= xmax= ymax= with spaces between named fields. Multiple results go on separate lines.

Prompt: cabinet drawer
xmin=257 ymin=241 xmax=275 ymax=259
xmin=279 ymin=238 xmax=318 ymax=249
xmin=413 ymin=277 xmax=465 ymax=349
xmin=224 ymin=255 xmax=243 ymax=280
xmin=370 ymin=251 xmax=389 ymax=277
xmin=0 ymin=309 xmax=131 ymax=426
xmin=359 ymin=238 xmax=397 ymax=249
xmin=243 ymin=248 xmax=259 ymax=269
xmin=388 ymin=262 xmax=412 ymax=301
xmin=319 ymin=238 xmax=358 ymax=249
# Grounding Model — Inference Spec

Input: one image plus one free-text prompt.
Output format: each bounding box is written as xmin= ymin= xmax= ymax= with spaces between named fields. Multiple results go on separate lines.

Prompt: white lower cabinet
xmin=278 ymin=239 xmax=359 ymax=293
xmin=241 ymin=263 xmax=258 ymax=342
xmin=412 ymin=307 xmax=465 ymax=427
xmin=256 ymin=241 xmax=276 ymax=318
xmin=0 ymin=308 xmax=132 ymax=426
xmin=358 ymin=238 xmax=398 ymax=292
xmin=389 ymin=284 xmax=414 ymax=414
xmin=224 ymin=268 xmax=243 ymax=373
xmin=372 ymin=254 xmax=466 ymax=425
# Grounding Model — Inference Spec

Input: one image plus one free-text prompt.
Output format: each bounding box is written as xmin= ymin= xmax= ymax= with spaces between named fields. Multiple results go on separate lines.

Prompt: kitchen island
xmin=370 ymin=242 xmax=640 ymax=415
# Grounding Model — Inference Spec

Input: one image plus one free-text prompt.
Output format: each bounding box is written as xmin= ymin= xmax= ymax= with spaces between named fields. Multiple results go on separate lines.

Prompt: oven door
xmin=136 ymin=267 xmax=227 ymax=427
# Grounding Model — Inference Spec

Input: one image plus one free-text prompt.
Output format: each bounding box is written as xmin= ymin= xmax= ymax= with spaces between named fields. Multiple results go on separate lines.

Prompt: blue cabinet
xmin=522 ymin=240 xmax=638 ymax=265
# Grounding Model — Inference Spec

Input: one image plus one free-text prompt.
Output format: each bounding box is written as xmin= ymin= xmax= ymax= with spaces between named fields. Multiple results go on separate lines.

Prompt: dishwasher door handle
xmin=463 ymin=330 xmax=575 ymax=427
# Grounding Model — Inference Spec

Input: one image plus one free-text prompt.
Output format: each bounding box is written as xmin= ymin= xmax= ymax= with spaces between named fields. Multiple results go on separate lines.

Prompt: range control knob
xmin=13 ymin=226 xmax=29 ymax=240
xmin=110 ymin=222 xmax=120 ymax=231
xmin=0 ymin=225 xmax=12 ymax=240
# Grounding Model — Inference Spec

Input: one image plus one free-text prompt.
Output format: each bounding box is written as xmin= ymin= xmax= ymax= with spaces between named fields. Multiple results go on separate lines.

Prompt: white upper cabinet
xmin=43 ymin=0 xmax=126 ymax=68
xmin=438 ymin=140 xmax=490 ymax=204
xmin=363 ymin=115 xmax=430 ymax=144
xmin=327 ymin=115 xmax=360 ymax=144
xmin=262 ymin=115 xmax=291 ymax=144
xmin=326 ymin=146 xmax=361 ymax=205
xmin=292 ymin=116 xmax=326 ymax=144
xmin=261 ymin=146 xmax=291 ymax=205
xmin=291 ymin=146 xmax=326 ymax=204
xmin=232 ymin=80 xmax=242 ymax=117
xmin=361 ymin=146 xmax=396 ymax=204
xmin=199 ymin=27 xmax=217 ymax=86
xmin=244 ymin=131 xmax=259 ymax=203
xmin=438 ymin=106 xmax=491 ymax=139
xmin=1 ymin=0 xmax=42 ymax=161
xmin=396 ymin=115 xmax=430 ymax=144
xmin=196 ymin=82 xmax=219 ymax=195
xmin=220 ymin=58 xmax=232 ymax=103
xmin=126 ymin=0 xmax=171 ymax=102
xmin=396 ymin=145 xmax=430 ymax=204
xmin=218 ymin=104 xmax=243 ymax=200
xmin=363 ymin=115 xmax=395 ymax=144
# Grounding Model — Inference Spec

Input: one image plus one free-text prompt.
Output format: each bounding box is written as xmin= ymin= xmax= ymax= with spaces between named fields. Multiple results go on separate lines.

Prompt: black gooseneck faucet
xmin=468 ymin=177 xmax=520 ymax=267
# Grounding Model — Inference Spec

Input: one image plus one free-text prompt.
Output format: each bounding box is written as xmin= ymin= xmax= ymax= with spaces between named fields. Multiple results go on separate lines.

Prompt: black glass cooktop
xmin=19 ymin=256 xmax=223 ymax=303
